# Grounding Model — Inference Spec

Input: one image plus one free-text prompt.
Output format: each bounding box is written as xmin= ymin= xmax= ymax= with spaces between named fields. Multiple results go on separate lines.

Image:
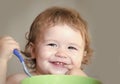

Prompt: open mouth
xmin=50 ymin=61 xmax=67 ymax=68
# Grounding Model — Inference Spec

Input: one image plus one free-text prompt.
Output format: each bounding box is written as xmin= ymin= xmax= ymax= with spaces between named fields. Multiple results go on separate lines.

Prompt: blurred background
xmin=0 ymin=0 xmax=120 ymax=84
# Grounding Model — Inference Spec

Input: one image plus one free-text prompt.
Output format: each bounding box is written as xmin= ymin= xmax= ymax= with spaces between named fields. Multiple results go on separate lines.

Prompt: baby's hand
xmin=65 ymin=65 xmax=87 ymax=77
xmin=0 ymin=36 xmax=20 ymax=62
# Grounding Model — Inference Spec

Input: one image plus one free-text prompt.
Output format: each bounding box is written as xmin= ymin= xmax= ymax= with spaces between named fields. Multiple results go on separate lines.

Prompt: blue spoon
xmin=13 ymin=49 xmax=32 ymax=77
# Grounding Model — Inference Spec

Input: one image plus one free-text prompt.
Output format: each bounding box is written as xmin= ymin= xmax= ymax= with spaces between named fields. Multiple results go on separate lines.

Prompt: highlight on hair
xmin=23 ymin=6 xmax=93 ymax=70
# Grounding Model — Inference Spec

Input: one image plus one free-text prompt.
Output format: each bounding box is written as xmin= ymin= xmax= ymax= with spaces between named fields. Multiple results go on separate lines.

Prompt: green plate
xmin=21 ymin=75 xmax=101 ymax=84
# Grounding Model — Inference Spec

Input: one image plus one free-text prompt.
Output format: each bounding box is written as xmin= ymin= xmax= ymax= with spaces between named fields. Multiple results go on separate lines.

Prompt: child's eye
xmin=68 ymin=46 xmax=78 ymax=50
xmin=47 ymin=43 xmax=57 ymax=47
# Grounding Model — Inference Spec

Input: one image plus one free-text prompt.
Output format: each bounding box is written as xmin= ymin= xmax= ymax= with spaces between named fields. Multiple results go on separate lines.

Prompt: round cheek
xmin=35 ymin=45 xmax=46 ymax=58
xmin=70 ymin=52 xmax=84 ymax=68
xmin=73 ymin=57 xmax=82 ymax=68
xmin=35 ymin=46 xmax=55 ymax=60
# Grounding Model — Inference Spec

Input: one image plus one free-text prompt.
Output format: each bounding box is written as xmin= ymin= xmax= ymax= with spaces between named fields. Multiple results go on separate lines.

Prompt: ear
xmin=29 ymin=42 xmax=36 ymax=59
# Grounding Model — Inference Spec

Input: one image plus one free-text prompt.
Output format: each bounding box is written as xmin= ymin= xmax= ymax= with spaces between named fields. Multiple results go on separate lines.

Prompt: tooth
xmin=60 ymin=62 xmax=63 ymax=65
xmin=55 ymin=62 xmax=65 ymax=65
xmin=56 ymin=62 xmax=60 ymax=65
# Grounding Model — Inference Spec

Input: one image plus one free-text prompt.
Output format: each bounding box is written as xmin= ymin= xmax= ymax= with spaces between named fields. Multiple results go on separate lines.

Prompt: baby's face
xmin=32 ymin=24 xmax=85 ymax=75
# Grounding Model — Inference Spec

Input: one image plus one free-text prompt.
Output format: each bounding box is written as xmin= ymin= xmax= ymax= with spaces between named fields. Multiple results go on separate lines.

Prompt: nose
xmin=55 ymin=48 xmax=68 ymax=58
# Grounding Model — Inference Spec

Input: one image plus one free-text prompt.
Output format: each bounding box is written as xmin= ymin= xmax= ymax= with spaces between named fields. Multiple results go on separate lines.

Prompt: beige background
xmin=0 ymin=0 xmax=120 ymax=84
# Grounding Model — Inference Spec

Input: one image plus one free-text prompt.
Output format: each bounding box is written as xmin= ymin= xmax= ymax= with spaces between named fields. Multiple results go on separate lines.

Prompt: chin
xmin=48 ymin=69 xmax=67 ymax=75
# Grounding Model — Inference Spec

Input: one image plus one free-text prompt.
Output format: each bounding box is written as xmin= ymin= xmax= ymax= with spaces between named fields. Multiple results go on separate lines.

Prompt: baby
xmin=0 ymin=6 xmax=93 ymax=84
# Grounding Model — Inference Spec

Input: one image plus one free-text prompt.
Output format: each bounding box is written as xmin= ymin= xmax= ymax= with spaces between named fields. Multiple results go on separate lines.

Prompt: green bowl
xmin=21 ymin=75 xmax=101 ymax=84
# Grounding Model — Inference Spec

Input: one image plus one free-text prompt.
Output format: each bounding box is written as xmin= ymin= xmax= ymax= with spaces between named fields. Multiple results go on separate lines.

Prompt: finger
xmin=0 ymin=36 xmax=13 ymax=40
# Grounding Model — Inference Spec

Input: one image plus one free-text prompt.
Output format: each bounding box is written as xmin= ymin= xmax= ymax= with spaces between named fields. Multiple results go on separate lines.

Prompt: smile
xmin=50 ymin=61 xmax=67 ymax=68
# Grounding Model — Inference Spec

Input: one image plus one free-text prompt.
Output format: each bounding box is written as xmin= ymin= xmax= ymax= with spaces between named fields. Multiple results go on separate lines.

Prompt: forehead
xmin=45 ymin=24 xmax=81 ymax=36
xmin=40 ymin=24 xmax=84 ymax=46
